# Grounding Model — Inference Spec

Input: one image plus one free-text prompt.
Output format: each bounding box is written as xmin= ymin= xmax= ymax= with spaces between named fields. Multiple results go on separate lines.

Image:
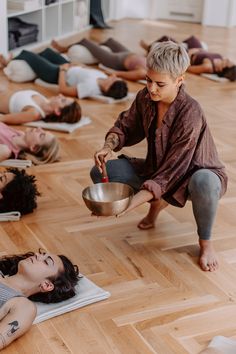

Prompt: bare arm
xmin=187 ymin=61 xmax=213 ymax=75
xmin=58 ymin=66 xmax=77 ymax=97
xmin=0 ymin=144 xmax=12 ymax=162
xmin=103 ymin=133 xmax=120 ymax=150
xmin=0 ymin=108 xmax=40 ymax=125
xmin=109 ymin=68 xmax=146 ymax=81
xmin=0 ymin=297 xmax=36 ymax=350
xmin=94 ymin=133 xmax=120 ymax=171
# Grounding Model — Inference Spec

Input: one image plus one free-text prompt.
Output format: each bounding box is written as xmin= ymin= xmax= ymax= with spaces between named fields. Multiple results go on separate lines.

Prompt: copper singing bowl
xmin=82 ymin=182 xmax=134 ymax=216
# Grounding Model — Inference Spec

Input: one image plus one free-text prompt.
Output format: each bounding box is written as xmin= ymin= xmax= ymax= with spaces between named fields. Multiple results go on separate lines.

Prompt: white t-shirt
xmin=66 ymin=67 xmax=107 ymax=98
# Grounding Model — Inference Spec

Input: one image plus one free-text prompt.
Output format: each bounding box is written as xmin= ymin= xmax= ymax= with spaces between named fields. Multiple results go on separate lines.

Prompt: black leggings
xmin=79 ymin=38 xmax=130 ymax=70
xmin=14 ymin=48 xmax=69 ymax=83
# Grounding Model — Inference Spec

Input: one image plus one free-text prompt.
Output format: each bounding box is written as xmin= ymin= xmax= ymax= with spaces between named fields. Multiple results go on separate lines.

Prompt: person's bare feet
xmin=0 ymin=53 xmax=12 ymax=68
xmin=138 ymin=199 xmax=168 ymax=230
xmin=199 ymin=239 xmax=219 ymax=272
xmin=51 ymin=39 xmax=68 ymax=53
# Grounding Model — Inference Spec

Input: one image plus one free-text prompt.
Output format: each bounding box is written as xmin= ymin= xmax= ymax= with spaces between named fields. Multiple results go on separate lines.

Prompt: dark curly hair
xmin=0 ymin=250 xmax=80 ymax=303
xmin=44 ymin=101 xmax=82 ymax=124
xmin=0 ymin=168 xmax=40 ymax=215
xmin=103 ymin=80 xmax=128 ymax=99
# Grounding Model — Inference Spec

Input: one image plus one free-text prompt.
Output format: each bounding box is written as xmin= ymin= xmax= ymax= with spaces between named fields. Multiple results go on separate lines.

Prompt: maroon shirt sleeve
xmin=106 ymin=90 xmax=146 ymax=151
xmin=142 ymin=104 xmax=204 ymax=200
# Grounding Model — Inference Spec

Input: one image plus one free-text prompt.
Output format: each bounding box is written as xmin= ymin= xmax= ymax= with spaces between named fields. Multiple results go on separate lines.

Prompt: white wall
xmin=202 ymin=0 xmax=236 ymax=27
xmin=109 ymin=0 xmax=236 ymax=27
xmin=109 ymin=0 xmax=152 ymax=20
xmin=0 ymin=1 xmax=7 ymax=56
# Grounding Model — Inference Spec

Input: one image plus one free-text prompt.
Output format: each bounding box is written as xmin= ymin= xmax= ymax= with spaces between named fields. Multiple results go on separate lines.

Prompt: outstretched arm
xmin=187 ymin=62 xmax=213 ymax=75
xmin=0 ymin=108 xmax=40 ymax=125
xmin=108 ymin=68 xmax=146 ymax=81
xmin=0 ymin=297 xmax=36 ymax=350
xmin=58 ymin=64 xmax=77 ymax=97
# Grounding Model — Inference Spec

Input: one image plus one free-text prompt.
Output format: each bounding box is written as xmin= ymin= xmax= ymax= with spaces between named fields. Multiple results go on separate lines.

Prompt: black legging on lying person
xmin=14 ymin=48 xmax=69 ymax=83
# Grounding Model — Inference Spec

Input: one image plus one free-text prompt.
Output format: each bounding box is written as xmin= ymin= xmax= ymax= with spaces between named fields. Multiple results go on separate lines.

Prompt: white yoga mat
xmin=0 ymin=159 xmax=32 ymax=168
xmin=98 ymin=64 xmax=147 ymax=85
xmin=34 ymin=275 xmax=110 ymax=324
xmin=201 ymin=73 xmax=229 ymax=82
xmin=90 ymin=92 xmax=135 ymax=104
xmin=0 ymin=212 xmax=21 ymax=222
xmin=206 ymin=336 xmax=236 ymax=354
xmin=24 ymin=116 xmax=91 ymax=133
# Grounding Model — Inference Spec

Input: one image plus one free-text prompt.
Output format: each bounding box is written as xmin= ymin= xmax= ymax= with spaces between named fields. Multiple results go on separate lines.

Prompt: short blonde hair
xmin=147 ymin=41 xmax=190 ymax=79
xmin=20 ymin=136 xmax=60 ymax=165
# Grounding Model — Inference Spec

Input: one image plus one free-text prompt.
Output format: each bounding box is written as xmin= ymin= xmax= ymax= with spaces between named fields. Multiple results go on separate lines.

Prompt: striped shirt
xmin=0 ymin=282 xmax=24 ymax=308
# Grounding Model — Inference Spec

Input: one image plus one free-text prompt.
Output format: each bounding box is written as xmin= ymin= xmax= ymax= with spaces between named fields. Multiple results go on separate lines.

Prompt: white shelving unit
xmin=0 ymin=0 xmax=90 ymax=55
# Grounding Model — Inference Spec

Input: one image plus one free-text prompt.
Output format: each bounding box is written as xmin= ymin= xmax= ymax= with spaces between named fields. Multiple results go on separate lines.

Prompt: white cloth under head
xmin=9 ymin=90 xmax=47 ymax=118
xmin=207 ymin=335 xmax=236 ymax=354
xmin=0 ymin=159 xmax=32 ymax=168
xmin=24 ymin=116 xmax=92 ymax=133
xmin=0 ymin=212 xmax=21 ymax=222
xmin=66 ymin=66 xmax=107 ymax=98
xmin=34 ymin=275 xmax=110 ymax=324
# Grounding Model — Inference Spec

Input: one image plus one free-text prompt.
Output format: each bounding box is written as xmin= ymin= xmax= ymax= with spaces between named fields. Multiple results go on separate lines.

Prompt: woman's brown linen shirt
xmin=107 ymin=85 xmax=227 ymax=207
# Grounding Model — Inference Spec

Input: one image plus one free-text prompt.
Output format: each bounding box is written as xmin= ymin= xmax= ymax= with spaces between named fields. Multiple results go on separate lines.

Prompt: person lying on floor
xmin=0 ymin=249 xmax=79 ymax=350
xmin=0 ymin=49 xmax=128 ymax=100
xmin=0 ymin=168 xmax=39 ymax=215
xmin=51 ymin=37 xmax=147 ymax=81
xmin=91 ymin=41 xmax=227 ymax=272
xmin=0 ymin=122 xmax=59 ymax=165
xmin=0 ymin=88 xmax=81 ymax=125
xmin=140 ymin=35 xmax=236 ymax=81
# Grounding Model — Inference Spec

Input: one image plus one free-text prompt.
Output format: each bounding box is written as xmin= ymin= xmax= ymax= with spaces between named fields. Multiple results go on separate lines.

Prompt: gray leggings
xmin=90 ymin=159 xmax=222 ymax=240
xmin=79 ymin=38 xmax=130 ymax=70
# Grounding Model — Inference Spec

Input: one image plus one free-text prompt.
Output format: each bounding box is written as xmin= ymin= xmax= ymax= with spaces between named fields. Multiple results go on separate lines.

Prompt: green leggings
xmin=14 ymin=48 xmax=69 ymax=83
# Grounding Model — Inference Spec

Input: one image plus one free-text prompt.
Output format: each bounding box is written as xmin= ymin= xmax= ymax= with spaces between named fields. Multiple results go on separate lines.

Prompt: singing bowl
xmin=82 ymin=182 xmax=134 ymax=216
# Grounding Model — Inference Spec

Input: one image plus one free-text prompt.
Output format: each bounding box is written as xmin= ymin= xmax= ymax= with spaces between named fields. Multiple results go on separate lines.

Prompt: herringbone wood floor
xmin=0 ymin=18 xmax=236 ymax=354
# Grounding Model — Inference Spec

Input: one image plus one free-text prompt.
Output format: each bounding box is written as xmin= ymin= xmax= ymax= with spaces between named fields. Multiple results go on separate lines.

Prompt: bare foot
xmin=199 ymin=239 xmax=219 ymax=272
xmin=138 ymin=199 xmax=168 ymax=230
xmin=51 ymin=39 xmax=68 ymax=53
xmin=0 ymin=53 xmax=12 ymax=68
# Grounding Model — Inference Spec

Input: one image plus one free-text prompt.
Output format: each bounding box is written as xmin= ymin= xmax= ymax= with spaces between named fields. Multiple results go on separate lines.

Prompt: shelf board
xmin=7 ymin=7 xmax=42 ymax=18
xmin=61 ymin=0 xmax=74 ymax=4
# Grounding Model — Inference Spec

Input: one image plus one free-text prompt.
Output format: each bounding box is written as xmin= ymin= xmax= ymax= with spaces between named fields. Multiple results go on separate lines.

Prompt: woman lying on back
xmin=0 ymin=122 xmax=60 ymax=165
xmin=0 ymin=249 xmax=79 ymax=349
xmin=0 ymin=88 xmax=81 ymax=125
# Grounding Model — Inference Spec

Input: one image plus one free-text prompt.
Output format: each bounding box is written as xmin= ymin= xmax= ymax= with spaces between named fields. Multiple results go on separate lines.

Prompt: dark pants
xmin=79 ymin=38 xmax=130 ymax=70
xmin=90 ymin=159 xmax=222 ymax=240
xmin=14 ymin=48 xmax=69 ymax=83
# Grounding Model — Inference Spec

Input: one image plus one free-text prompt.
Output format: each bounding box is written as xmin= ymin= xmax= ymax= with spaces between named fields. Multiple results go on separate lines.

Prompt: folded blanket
xmin=200 ymin=73 xmax=229 ymax=82
xmin=0 ymin=212 xmax=21 ymax=221
xmin=24 ymin=116 xmax=91 ymax=133
xmin=90 ymin=92 xmax=135 ymax=104
xmin=34 ymin=275 xmax=110 ymax=324
xmin=0 ymin=159 xmax=32 ymax=168
xmin=205 ymin=335 xmax=236 ymax=354
xmin=98 ymin=64 xmax=147 ymax=84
